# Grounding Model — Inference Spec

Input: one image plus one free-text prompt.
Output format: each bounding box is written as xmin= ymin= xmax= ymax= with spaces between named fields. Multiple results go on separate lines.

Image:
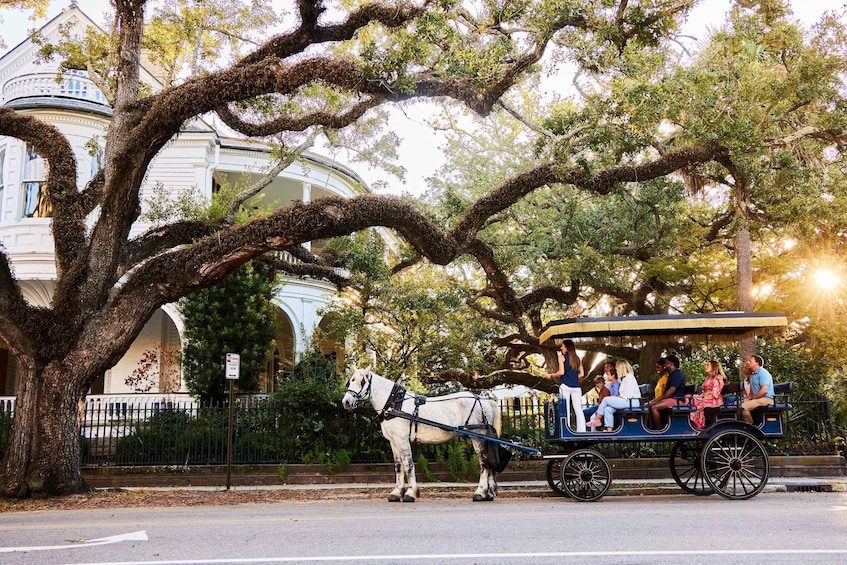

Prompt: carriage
xmin=538 ymin=311 xmax=793 ymax=502
xmin=343 ymin=312 xmax=793 ymax=503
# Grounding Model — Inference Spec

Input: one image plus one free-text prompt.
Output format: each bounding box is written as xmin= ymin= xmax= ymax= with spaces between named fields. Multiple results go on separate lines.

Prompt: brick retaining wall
xmin=82 ymin=455 xmax=846 ymax=488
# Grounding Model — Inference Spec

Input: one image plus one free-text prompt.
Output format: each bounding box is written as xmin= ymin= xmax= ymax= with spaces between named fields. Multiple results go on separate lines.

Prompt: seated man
xmin=646 ymin=355 xmax=686 ymax=429
xmin=583 ymin=376 xmax=610 ymax=425
xmin=741 ymin=354 xmax=774 ymax=424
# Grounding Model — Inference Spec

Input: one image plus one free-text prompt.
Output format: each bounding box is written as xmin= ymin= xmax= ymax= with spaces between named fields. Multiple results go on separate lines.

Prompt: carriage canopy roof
xmin=538 ymin=312 xmax=788 ymax=346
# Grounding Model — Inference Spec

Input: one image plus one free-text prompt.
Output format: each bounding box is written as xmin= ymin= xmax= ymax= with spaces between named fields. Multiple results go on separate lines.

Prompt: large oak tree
xmin=0 ymin=0 xmax=733 ymax=498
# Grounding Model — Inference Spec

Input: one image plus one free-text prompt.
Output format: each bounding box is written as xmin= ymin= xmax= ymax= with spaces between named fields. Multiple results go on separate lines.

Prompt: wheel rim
xmin=546 ymin=459 xmax=569 ymax=497
xmin=560 ymin=449 xmax=611 ymax=502
xmin=700 ymin=430 xmax=770 ymax=500
xmin=669 ymin=440 xmax=714 ymax=496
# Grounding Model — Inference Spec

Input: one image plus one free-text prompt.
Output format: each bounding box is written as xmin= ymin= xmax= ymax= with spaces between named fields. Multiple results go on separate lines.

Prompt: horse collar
xmin=378 ymin=382 xmax=407 ymax=421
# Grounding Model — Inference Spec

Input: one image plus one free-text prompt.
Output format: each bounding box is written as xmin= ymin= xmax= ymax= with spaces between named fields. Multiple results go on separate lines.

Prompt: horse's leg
xmin=387 ymin=437 xmax=404 ymax=502
xmin=471 ymin=438 xmax=492 ymax=501
xmin=400 ymin=442 xmax=418 ymax=503
xmin=488 ymin=466 xmax=498 ymax=499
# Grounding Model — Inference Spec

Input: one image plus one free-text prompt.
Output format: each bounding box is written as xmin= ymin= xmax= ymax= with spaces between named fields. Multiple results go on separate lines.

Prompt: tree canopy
xmin=323 ymin=2 xmax=847 ymax=391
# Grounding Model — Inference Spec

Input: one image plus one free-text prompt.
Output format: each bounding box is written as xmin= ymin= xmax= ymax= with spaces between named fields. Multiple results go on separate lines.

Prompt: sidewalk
xmin=124 ymin=476 xmax=847 ymax=497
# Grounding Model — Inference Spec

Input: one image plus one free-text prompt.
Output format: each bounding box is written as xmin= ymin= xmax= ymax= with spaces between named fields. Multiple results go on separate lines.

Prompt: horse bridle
xmin=345 ymin=371 xmax=373 ymax=408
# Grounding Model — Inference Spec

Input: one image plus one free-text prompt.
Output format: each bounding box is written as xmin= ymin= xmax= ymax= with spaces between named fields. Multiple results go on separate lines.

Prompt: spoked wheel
xmin=700 ymin=429 xmax=770 ymax=500
xmin=545 ymin=458 xmax=569 ymax=497
xmin=669 ymin=440 xmax=714 ymax=496
xmin=560 ymin=449 xmax=612 ymax=502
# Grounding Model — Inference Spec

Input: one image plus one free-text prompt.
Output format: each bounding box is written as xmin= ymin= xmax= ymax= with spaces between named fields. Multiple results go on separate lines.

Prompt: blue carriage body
xmin=536 ymin=312 xmax=793 ymax=501
xmin=543 ymin=393 xmax=791 ymax=445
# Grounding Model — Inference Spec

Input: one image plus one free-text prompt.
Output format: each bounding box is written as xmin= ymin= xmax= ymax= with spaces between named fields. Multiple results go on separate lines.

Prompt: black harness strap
xmin=378 ymin=382 xmax=407 ymax=422
xmin=463 ymin=396 xmax=490 ymax=430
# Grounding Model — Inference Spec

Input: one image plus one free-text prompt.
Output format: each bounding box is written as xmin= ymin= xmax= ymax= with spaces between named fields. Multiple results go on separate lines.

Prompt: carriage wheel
xmin=560 ymin=449 xmax=611 ymax=502
xmin=545 ymin=459 xmax=569 ymax=497
xmin=700 ymin=429 xmax=770 ymax=500
xmin=669 ymin=440 xmax=714 ymax=496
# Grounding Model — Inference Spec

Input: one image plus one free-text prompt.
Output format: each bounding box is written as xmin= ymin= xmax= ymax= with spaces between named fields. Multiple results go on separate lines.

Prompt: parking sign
xmin=225 ymin=353 xmax=240 ymax=380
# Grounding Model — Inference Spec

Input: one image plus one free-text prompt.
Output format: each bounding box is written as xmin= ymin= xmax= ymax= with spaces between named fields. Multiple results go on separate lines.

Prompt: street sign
xmin=225 ymin=353 xmax=240 ymax=380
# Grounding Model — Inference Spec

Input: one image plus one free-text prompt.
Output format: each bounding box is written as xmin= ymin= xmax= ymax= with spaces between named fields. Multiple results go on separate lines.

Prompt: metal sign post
xmin=225 ymin=353 xmax=240 ymax=491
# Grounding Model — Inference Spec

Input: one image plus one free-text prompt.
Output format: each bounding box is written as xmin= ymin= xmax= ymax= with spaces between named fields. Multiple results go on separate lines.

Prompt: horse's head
xmin=342 ymin=367 xmax=373 ymax=411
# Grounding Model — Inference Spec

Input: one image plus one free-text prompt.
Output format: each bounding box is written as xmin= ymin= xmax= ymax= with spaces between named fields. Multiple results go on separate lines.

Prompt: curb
xmin=120 ymin=477 xmax=847 ymax=498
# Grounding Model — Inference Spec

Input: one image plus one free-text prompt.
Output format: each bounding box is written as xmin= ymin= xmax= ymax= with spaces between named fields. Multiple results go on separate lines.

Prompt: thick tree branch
xmin=0 ymin=108 xmax=84 ymax=277
xmin=238 ymin=2 xmax=426 ymax=67
xmin=450 ymin=144 xmax=728 ymax=249
xmin=215 ymin=97 xmax=384 ymax=137
xmin=520 ymin=283 xmax=581 ymax=310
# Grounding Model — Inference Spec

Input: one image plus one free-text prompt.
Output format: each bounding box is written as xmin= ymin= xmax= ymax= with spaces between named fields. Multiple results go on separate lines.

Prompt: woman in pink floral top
xmin=690 ymin=360 xmax=726 ymax=429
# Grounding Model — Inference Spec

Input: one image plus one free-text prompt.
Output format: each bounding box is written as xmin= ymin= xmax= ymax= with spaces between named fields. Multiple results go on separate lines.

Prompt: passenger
xmin=587 ymin=360 xmax=641 ymax=432
xmin=607 ymin=366 xmax=620 ymax=396
xmin=546 ymin=339 xmax=587 ymax=432
xmin=600 ymin=361 xmax=615 ymax=388
xmin=741 ymin=355 xmax=774 ymax=424
xmin=646 ymin=355 xmax=686 ymax=429
xmin=689 ymin=360 xmax=726 ymax=429
xmin=583 ymin=376 xmax=610 ymax=428
xmin=654 ymin=358 xmax=669 ymax=400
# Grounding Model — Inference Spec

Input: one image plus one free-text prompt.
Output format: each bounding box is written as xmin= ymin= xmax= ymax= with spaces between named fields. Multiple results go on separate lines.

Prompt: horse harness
xmin=378 ymin=381 xmax=492 ymax=442
xmin=376 ymin=382 xmax=424 ymax=439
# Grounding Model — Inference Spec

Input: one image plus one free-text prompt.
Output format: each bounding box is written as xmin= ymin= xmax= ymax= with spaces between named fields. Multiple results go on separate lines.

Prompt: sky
xmin=1 ymin=0 xmax=844 ymax=196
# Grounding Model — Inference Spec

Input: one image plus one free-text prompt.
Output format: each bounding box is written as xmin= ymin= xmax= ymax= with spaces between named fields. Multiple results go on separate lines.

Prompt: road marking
xmin=70 ymin=548 xmax=847 ymax=565
xmin=0 ymin=530 xmax=148 ymax=553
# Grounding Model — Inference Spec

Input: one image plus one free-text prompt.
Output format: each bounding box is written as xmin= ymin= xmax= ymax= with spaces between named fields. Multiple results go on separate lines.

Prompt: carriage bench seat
xmin=705 ymin=382 xmax=795 ymax=422
xmin=720 ymin=381 xmax=794 ymax=410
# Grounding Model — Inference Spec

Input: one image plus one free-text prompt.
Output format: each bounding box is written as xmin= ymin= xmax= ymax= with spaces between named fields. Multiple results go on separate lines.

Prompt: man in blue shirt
xmin=646 ymin=355 xmax=686 ymax=429
xmin=741 ymin=355 xmax=774 ymax=424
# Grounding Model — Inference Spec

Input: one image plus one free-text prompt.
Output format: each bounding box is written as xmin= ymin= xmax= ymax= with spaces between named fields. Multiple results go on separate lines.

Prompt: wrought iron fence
xmin=0 ymin=395 xmax=838 ymax=466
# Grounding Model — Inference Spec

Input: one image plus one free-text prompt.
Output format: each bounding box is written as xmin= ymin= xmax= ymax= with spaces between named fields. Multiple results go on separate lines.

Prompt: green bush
xmin=113 ymin=407 xmax=228 ymax=465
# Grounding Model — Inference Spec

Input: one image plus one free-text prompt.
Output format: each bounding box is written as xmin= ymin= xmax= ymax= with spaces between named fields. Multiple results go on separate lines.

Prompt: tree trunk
xmin=2 ymin=362 xmax=88 ymax=498
xmin=637 ymin=342 xmax=666 ymax=386
xmin=735 ymin=217 xmax=756 ymax=363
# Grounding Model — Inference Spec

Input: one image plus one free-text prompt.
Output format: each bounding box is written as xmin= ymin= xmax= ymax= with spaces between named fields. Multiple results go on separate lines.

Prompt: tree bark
xmin=2 ymin=361 xmax=88 ymax=497
xmin=736 ymin=217 xmax=756 ymax=363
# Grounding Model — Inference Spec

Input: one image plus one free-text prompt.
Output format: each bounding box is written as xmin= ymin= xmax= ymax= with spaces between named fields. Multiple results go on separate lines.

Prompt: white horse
xmin=342 ymin=367 xmax=506 ymax=502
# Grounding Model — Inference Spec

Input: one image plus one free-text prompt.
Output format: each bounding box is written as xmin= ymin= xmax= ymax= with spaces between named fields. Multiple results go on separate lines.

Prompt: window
xmin=22 ymin=144 xmax=50 ymax=218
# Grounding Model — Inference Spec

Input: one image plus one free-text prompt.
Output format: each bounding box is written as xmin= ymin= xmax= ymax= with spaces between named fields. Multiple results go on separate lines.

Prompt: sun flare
xmin=813 ymin=269 xmax=840 ymax=290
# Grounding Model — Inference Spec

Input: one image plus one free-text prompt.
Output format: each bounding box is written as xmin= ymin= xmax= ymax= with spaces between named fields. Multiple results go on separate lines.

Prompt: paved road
xmin=2 ymin=492 xmax=847 ymax=564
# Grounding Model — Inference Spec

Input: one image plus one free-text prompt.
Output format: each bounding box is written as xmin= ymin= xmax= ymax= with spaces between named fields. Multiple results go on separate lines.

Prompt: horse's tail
xmin=489 ymin=398 xmax=502 ymax=438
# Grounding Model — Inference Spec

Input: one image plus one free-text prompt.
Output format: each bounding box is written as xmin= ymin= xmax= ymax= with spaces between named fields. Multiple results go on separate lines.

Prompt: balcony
xmin=2 ymin=72 xmax=109 ymax=112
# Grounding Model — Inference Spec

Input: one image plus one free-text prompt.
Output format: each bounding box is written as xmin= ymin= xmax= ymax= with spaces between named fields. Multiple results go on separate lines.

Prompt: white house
xmin=0 ymin=5 xmax=374 ymax=396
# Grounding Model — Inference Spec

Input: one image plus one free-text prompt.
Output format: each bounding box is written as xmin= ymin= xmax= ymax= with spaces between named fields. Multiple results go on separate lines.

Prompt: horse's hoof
xmin=402 ymin=494 xmax=416 ymax=503
xmin=485 ymin=494 xmax=495 ymax=501
xmin=388 ymin=494 xmax=401 ymax=502
xmin=472 ymin=493 xmax=485 ymax=502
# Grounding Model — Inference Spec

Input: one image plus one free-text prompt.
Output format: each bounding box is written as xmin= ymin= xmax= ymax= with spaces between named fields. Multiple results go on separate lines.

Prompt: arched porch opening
xmin=265 ymin=307 xmax=296 ymax=393
xmin=102 ymin=308 xmax=183 ymax=394
xmin=317 ymin=314 xmax=345 ymax=374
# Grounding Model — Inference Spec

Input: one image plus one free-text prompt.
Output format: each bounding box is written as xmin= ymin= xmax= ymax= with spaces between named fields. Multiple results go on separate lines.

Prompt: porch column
xmin=302 ymin=182 xmax=312 ymax=251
